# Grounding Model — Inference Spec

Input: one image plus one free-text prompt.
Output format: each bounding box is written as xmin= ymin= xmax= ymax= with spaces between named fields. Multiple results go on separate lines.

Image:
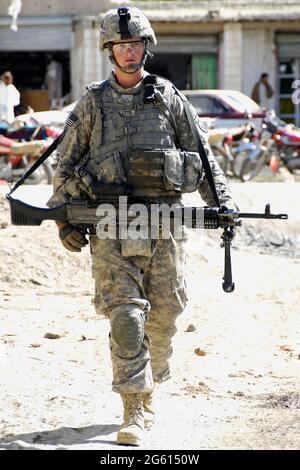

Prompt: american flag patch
xmin=65 ymin=112 xmax=79 ymax=128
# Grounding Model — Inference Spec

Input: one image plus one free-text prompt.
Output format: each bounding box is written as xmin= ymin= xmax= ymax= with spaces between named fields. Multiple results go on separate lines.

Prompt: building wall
xmin=223 ymin=23 xmax=243 ymax=91
xmin=2 ymin=0 xmax=300 ymax=109
xmin=0 ymin=0 xmax=114 ymax=16
xmin=242 ymin=27 xmax=276 ymax=107
xmin=72 ymin=19 xmax=111 ymax=100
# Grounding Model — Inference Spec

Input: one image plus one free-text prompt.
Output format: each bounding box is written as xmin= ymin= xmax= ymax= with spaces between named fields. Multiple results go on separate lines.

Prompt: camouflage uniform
xmin=48 ymin=73 xmax=235 ymax=396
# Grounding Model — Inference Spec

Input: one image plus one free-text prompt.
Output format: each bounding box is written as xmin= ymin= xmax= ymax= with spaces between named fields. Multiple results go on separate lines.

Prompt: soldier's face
xmin=112 ymin=37 xmax=145 ymax=71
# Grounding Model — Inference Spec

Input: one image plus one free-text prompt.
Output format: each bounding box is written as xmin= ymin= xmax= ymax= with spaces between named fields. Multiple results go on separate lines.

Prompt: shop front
xmin=277 ymin=34 xmax=300 ymax=126
xmin=0 ymin=16 xmax=73 ymax=113
xmin=146 ymin=34 xmax=219 ymax=90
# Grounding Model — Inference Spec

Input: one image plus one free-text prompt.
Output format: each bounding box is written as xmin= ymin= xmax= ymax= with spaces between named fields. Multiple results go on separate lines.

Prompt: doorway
xmin=0 ymin=51 xmax=70 ymax=113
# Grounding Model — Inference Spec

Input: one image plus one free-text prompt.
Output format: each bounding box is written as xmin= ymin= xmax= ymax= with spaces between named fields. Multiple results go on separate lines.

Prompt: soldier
xmin=47 ymin=6 xmax=237 ymax=446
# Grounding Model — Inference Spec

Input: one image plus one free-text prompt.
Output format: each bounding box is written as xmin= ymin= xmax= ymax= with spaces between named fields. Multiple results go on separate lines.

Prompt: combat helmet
xmin=99 ymin=6 xmax=156 ymax=73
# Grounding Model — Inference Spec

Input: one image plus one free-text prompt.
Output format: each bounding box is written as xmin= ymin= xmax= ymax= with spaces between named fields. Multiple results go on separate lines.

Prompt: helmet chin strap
xmin=110 ymin=53 xmax=142 ymax=74
xmin=108 ymin=41 xmax=153 ymax=75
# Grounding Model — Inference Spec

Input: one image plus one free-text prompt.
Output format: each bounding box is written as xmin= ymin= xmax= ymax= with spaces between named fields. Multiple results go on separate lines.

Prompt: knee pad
xmin=111 ymin=305 xmax=145 ymax=359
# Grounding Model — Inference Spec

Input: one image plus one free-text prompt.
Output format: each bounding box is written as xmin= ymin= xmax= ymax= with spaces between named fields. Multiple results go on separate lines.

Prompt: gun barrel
xmin=238 ymin=212 xmax=288 ymax=220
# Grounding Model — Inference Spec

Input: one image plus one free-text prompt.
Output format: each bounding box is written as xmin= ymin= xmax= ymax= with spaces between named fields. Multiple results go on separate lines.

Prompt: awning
xmin=0 ymin=16 xmax=73 ymax=51
xmin=150 ymin=35 xmax=218 ymax=54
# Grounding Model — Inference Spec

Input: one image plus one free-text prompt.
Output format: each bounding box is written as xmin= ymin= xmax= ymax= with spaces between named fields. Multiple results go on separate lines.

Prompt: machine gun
xmin=6 ymin=194 xmax=288 ymax=293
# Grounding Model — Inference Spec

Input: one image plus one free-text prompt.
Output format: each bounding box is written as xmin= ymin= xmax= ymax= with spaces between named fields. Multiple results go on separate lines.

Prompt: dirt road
xmin=0 ymin=182 xmax=299 ymax=450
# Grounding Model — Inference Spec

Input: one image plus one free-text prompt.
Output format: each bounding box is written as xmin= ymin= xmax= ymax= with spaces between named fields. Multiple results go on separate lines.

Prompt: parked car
xmin=16 ymin=89 xmax=265 ymax=131
xmin=16 ymin=100 xmax=78 ymax=129
xmin=182 ymin=89 xmax=267 ymax=128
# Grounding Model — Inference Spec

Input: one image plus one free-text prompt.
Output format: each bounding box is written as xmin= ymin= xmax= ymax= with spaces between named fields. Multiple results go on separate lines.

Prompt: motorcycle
xmin=209 ymin=123 xmax=257 ymax=177
xmin=239 ymin=111 xmax=300 ymax=182
xmin=209 ymin=127 xmax=235 ymax=175
xmin=271 ymin=120 xmax=300 ymax=174
xmin=0 ymin=118 xmax=60 ymax=141
xmin=229 ymin=123 xmax=260 ymax=178
xmin=0 ymin=134 xmax=53 ymax=184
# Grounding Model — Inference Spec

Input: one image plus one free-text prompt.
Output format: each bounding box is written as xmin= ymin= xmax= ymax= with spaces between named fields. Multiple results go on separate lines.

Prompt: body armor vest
xmin=78 ymin=76 xmax=202 ymax=200
xmin=84 ymin=77 xmax=177 ymax=198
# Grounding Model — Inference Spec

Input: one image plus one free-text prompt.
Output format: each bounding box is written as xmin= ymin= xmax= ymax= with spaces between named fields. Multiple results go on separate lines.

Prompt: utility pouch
xmin=183 ymin=151 xmax=203 ymax=192
xmin=87 ymin=151 xmax=127 ymax=184
xmin=163 ymin=149 xmax=184 ymax=191
xmin=121 ymin=238 xmax=153 ymax=257
xmin=75 ymin=152 xmax=130 ymax=198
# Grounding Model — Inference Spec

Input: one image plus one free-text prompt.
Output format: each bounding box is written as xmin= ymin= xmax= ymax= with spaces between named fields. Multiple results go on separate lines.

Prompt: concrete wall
xmin=223 ymin=23 xmax=243 ymax=91
xmin=242 ymin=27 xmax=276 ymax=108
xmin=1 ymin=1 xmax=296 ymax=107
xmin=71 ymin=19 xmax=111 ymax=100
xmin=220 ymin=23 xmax=276 ymax=110
xmin=0 ymin=0 xmax=115 ymax=16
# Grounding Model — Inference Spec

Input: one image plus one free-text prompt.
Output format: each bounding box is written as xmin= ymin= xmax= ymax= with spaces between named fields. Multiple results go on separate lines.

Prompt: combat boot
xmin=143 ymin=390 xmax=155 ymax=429
xmin=117 ymin=393 xmax=144 ymax=446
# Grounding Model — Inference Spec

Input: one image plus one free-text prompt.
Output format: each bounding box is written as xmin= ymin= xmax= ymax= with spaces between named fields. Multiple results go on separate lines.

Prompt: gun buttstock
xmin=6 ymin=195 xmax=66 ymax=226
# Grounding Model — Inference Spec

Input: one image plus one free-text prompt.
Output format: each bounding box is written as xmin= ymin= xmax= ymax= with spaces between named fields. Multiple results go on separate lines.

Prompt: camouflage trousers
xmin=90 ymin=230 xmax=188 ymax=394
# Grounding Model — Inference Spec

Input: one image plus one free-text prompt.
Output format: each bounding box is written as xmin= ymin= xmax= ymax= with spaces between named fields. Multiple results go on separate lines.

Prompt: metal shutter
xmin=277 ymin=34 xmax=300 ymax=58
xmin=0 ymin=17 xmax=73 ymax=51
xmin=150 ymin=35 xmax=218 ymax=54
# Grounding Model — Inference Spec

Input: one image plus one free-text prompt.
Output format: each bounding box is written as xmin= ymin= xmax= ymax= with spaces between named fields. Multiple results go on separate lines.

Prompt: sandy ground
xmin=0 ymin=180 xmax=299 ymax=450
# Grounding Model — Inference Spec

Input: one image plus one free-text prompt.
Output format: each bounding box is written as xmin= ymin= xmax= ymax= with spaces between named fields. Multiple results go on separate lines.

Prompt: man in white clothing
xmin=0 ymin=71 xmax=20 ymax=123
xmin=251 ymin=73 xmax=274 ymax=109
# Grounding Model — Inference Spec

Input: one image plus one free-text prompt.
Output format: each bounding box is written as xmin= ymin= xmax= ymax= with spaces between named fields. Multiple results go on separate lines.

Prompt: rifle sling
xmin=8 ymin=131 xmax=63 ymax=195
xmin=182 ymin=100 xmax=221 ymax=208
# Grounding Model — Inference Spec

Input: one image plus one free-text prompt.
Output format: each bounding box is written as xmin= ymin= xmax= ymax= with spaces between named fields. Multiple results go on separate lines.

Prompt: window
xmin=187 ymin=96 xmax=227 ymax=114
xmin=278 ymin=59 xmax=300 ymax=126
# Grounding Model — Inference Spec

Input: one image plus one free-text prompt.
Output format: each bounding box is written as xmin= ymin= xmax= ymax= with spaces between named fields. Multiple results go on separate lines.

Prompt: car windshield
xmin=222 ymin=91 xmax=260 ymax=112
xmin=186 ymin=96 xmax=227 ymax=114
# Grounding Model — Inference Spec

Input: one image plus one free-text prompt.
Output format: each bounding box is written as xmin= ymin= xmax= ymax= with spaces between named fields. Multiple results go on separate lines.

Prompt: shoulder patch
xmin=65 ymin=112 xmax=79 ymax=128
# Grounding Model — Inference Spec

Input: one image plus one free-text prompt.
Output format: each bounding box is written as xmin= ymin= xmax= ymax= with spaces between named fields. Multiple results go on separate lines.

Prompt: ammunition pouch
xmin=129 ymin=149 xmax=203 ymax=195
xmin=75 ymin=148 xmax=202 ymax=198
xmin=75 ymin=151 xmax=132 ymax=196
xmin=182 ymin=151 xmax=203 ymax=192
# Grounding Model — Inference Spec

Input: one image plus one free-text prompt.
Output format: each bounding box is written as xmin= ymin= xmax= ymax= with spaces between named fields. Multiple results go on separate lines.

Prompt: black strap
xmin=143 ymin=74 xmax=157 ymax=103
xmin=8 ymin=132 xmax=63 ymax=196
xmin=118 ymin=7 xmax=132 ymax=40
xmin=149 ymin=76 xmax=220 ymax=207
xmin=182 ymin=99 xmax=220 ymax=207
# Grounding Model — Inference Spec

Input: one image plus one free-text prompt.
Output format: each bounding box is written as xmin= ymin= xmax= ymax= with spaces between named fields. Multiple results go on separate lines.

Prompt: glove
xmin=59 ymin=223 xmax=88 ymax=252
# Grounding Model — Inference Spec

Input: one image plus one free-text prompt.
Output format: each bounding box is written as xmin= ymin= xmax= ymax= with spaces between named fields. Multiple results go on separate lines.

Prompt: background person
xmin=44 ymin=56 xmax=63 ymax=108
xmin=251 ymin=72 xmax=274 ymax=108
xmin=0 ymin=71 xmax=20 ymax=123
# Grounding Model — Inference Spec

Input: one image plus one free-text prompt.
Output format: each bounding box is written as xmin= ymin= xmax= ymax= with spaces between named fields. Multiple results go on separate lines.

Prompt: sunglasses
xmin=112 ymin=41 xmax=145 ymax=53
